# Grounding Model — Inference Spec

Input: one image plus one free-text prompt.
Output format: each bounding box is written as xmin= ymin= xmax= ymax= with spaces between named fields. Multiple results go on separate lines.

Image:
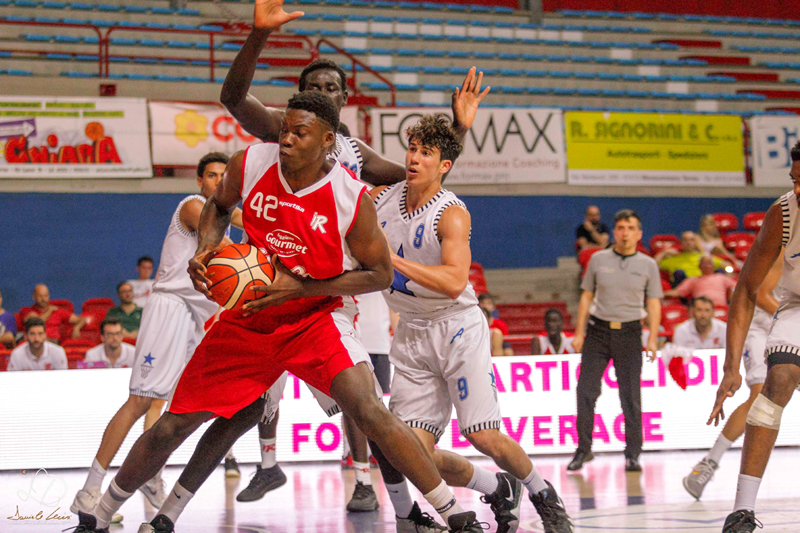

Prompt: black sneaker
xmin=567 ymin=451 xmax=593 ymax=471
xmin=529 ymin=481 xmax=574 ymax=533
xmin=137 ymin=514 xmax=175 ymax=533
xmin=346 ymin=481 xmax=379 ymax=512
xmin=625 ymin=457 xmax=642 ymax=472
xmin=447 ymin=511 xmax=488 ymax=532
xmin=396 ymin=501 xmax=447 ymax=532
xmin=67 ymin=511 xmax=109 ymax=533
xmin=722 ymin=510 xmax=763 ymax=533
xmin=481 ymin=472 xmax=522 ymax=533
xmin=235 ymin=464 xmax=287 ymax=502
xmin=224 ymin=456 xmax=240 ymax=478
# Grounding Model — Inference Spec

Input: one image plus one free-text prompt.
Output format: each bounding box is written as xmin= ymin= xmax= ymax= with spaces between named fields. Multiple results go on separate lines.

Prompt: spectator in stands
xmin=576 ymin=205 xmax=610 ymax=251
xmin=478 ymin=293 xmax=513 ymax=355
xmin=7 ymin=317 xmax=67 ymax=371
xmin=655 ymin=231 xmax=728 ymax=286
xmin=128 ymin=256 xmax=155 ymax=308
xmin=698 ymin=214 xmax=738 ymax=265
xmin=85 ymin=318 xmax=136 ymax=369
xmin=672 ymin=297 xmax=726 ymax=349
xmin=104 ymin=282 xmax=143 ymax=339
xmin=664 ymin=255 xmax=737 ymax=307
xmin=19 ymin=284 xmax=85 ymax=343
xmin=0 ymin=289 xmax=16 ymax=348
xmin=478 ymin=292 xmax=500 ymax=319
xmin=481 ymin=307 xmax=506 ymax=357
xmin=531 ymin=308 xmax=575 ymax=355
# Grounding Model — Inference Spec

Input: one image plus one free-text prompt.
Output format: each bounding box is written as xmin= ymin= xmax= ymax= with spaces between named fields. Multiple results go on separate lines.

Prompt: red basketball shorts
xmin=167 ymin=305 xmax=372 ymax=419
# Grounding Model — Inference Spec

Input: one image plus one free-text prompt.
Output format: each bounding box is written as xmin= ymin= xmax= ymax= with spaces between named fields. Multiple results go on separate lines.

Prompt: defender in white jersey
xmin=220 ymin=3 xmax=487 ymax=512
xmin=711 ymin=144 xmax=800 ymax=533
xmin=71 ymin=153 xmax=241 ymax=522
xmin=371 ymin=114 xmax=573 ymax=533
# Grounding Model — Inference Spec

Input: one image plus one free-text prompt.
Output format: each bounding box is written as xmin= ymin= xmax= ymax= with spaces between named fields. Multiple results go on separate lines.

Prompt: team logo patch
xmin=310 ymin=212 xmax=328 ymax=234
xmin=265 ymin=230 xmax=308 ymax=257
xmin=140 ymin=353 xmax=155 ymax=379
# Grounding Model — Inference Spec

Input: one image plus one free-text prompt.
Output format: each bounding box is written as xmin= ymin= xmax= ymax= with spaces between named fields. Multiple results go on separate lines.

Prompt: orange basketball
xmin=205 ymin=244 xmax=275 ymax=310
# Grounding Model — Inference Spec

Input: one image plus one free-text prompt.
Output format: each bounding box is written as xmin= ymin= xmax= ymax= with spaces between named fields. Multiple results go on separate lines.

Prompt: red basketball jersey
xmin=225 ymin=143 xmax=367 ymax=332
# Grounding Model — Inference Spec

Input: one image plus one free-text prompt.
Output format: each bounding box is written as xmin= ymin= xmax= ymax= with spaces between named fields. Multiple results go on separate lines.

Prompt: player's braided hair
xmin=405 ymin=114 xmax=463 ymax=164
xmin=791 ymin=140 xmax=800 ymax=162
xmin=197 ymin=152 xmax=229 ymax=177
xmin=287 ymin=91 xmax=340 ymax=133
xmin=299 ymin=59 xmax=348 ymax=93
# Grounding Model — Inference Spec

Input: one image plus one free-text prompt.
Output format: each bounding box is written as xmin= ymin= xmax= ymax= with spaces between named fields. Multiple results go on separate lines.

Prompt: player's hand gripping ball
xmin=205 ymin=244 xmax=275 ymax=310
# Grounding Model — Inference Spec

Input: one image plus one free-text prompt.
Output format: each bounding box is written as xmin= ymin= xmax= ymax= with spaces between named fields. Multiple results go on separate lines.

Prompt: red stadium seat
xmin=469 ymin=262 xmax=485 ymax=277
xmin=735 ymin=246 xmax=751 ymax=262
xmin=714 ymin=306 xmax=729 ymax=322
xmin=49 ymin=299 xmax=75 ymax=315
xmin=82 ymin=298 xmax=115 ymax=314
xmin=122 ymin=337 xmax=136 ymax=346
xmin=0 ymin=348 xmax=10 ymax=371
xmin=649 ymin=234 xmax=681 ymax=256
xmin=724 ymin=232 xmax=756 ymax=252
xmin=636 ymin=242 xmax=651 ymax=256
xmin=712 ymin=213 xmax=739 ymax=235
xmin=62 ymin=339 xmax=94 ymax=349
xmin=66 ymin=348 xmax=88 ymax=369
xmin=579 ymin=248 xmax=602 ymax=276
xmin=743 ymin=212 xmax=766 ymax=233
xmin=15 ymin=312 xmax=22 ymax=332
xmin=662 ymin=304 xmax=689 ymax=329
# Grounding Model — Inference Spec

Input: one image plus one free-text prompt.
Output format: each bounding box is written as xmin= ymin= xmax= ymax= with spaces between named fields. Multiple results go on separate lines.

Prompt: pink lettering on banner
xmin=593 ymin=415 xmax=610 ymax=443
xmin=316 ymin=423 xmax=341 ymax=452
xmin=533 ymin=416 xmax=553 ymax=446
xmin=575 ymin=363 xmax=581 ymax=383
xmin=510 ymin=363 xmax=533 ymax=392
xmin=642 ymin=412 xmax=664 ymax=442
xmin=562 ymin=360 xmax=570 ymax=391
xmin=492 ymin=364 xmax=507 ymax=393
xmin=658 ymin=357 xmax=667 ymax=387
xmin=686 ymin=357 xmax=704 ymax=387
xmin=536 ymin=361 xmax=558 ymax=391
xmin=642 ymin=376 xmax=655 ymax=388
xmin=614 ymin=414 xmax=626 ymax=442
xmin=292 ymin=373 xmax=301 ymax=399
xmin=711 ymin=355 xmax=719 ymax=385
xmin=603 ymin=361 xmax=618 ymax=389
xmin=503 ymin=417 xmax=527 ymax=443
xmin=451 ymin=420 xmax=470 ymax=448
xmin=559 ymin=416 xmax=578 ymax=445
xmin=293 ymin=423 xmax=311 ymax=452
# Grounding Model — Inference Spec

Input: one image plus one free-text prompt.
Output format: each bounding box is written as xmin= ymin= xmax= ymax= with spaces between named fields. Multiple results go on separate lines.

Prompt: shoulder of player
xmin=435 ymin=201 xmax=471 ymax=239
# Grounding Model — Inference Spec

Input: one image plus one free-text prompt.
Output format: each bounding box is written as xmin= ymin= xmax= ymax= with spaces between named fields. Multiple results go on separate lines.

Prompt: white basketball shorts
xmin=129 ymin=292 xmax=204 ymax=400
xmin=389 ymin=306 xmax=501 ymax=441
xmin=765 ymin=303 xmax=800 ymax=389
xmin=743 ymin=326 xmax=768 ymax=387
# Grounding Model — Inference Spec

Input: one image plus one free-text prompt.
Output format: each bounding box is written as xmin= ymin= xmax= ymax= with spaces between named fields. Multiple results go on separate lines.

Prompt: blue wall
xmin=0 ymin=193 xmax=774 ymax=314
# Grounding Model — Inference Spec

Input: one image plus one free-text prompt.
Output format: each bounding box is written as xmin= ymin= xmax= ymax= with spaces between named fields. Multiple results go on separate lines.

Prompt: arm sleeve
xmin=646 ymin=259 xmax=665 ymax=299
xmin=580 ymin=255 xmax=598 ymax=292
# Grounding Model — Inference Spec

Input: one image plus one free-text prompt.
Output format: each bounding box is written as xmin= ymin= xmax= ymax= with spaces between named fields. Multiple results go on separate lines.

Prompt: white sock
xmin=260 ymin=438 xmax=277 ymax=469
xmin=521 ymin=465 xmax=548 ymax=495
xmin=82 ymin=458 xmax=107 ymax=493
xmin=466 ymin=466 xmax=499 ymax=495
xmin=386 ymin=481 xmax=414 ymax=518
xmin=424 ymin=480 xmax=465 ymax=523
xmin=225 ymin=448 xmax=235 ymax=460
xmin=159 ymin=481 xmax=194 ymax=523
xmin=150 ymin=466 xmax=164 ymax=485
xmin=353 ymin=461 xmax=372 ymax=486
xmin=706 ymin=434 xmax=733 ymax=465
xmin=95 ymin=478 xmax=133 ymax=529
xmin=734 ymin=474 xmax=761 ymax=512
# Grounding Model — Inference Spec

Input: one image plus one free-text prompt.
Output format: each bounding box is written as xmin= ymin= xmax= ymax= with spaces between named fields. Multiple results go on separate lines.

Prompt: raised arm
xmin=708 ymin=201 xmax=783 ymax=425
xmin=220 ymin=0 xmax=303 ymax=142
xmin=390 ymin=205 xmax=472 ymax=300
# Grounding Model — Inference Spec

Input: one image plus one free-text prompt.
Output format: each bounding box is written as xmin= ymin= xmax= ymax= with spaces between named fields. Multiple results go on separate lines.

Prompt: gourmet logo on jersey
xmin=265 ymin=230 xmax=308 ymax=257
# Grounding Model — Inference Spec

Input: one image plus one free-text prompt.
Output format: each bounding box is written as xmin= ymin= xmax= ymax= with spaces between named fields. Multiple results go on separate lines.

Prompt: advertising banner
xmin=149 ymin=101 xmax=359 ymax=166
xmin=3 ymin=352 xmax=797 ymax=470
xmin=565 ymin=111 xmax=745 ymax=186
xmin=751 ymin=115 xmax=800 ymax=188
xmin=370 ymin=107 xmax=566 ymax=184
xmin=0 ymin=97 xmax=151 ymax=178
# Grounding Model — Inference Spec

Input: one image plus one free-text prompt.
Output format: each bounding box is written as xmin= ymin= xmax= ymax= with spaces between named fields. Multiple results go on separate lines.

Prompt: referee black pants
xmin=576 ymin=318 xmax=643 ymax=458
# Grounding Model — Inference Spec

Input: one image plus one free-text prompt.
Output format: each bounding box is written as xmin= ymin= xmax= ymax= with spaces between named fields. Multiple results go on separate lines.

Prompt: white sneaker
xmin=70 ymin=488 xmax=123 ymax=523
xmin=138 ymin=476 xmax=167 ymax=508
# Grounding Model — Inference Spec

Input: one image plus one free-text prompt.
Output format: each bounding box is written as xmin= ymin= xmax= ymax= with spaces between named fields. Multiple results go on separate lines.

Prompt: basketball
xmin=205 ymin=244 xmax=275 ymax=310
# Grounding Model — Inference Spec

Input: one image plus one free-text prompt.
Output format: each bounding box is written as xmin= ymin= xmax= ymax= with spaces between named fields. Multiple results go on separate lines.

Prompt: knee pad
xmin=746 ymin=393 xmax=783 ymax=430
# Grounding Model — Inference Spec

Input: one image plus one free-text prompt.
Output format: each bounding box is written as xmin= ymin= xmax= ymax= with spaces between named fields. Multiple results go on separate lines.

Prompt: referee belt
xmin=589 ymin=316 xmax=641 ymax=330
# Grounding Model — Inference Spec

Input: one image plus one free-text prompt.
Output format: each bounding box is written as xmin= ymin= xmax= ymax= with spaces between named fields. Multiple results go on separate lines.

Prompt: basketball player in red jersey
xmin=72 ymin=92 xmax=479 ymax=533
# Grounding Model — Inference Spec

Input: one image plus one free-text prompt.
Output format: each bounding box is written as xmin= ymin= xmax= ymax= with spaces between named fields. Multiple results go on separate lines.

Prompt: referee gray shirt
xmin=581 ymin=249 xmax=663 ymax=323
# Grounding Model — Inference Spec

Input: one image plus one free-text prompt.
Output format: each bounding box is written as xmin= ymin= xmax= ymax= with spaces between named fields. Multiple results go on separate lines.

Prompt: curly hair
xmin=197 ymin=152 xmax=229 ymax=177
xmin=286 ymin=91 xmax=340 ymax=133
xmin=405 ymin=113 xmax=463 ymax=164
xmin=791 ymin=140 xmax=800 ymax=162
xmin=299 ymin=59 xmax=348 ymax=93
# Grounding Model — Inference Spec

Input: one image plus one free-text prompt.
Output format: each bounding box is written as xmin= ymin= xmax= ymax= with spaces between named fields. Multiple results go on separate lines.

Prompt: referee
xmin=569 ymin=209 xmax=662 ymax=472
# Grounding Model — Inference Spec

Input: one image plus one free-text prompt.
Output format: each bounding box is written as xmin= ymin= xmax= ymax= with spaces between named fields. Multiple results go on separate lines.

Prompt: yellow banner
xmin=565 ymin=112 xmax=744 ymax=172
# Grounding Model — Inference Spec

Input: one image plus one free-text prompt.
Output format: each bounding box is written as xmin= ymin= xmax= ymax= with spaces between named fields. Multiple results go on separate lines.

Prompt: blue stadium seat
xmin=190 ymin=60 xmax=211 ymax=66
xmin=54 ymin=35 xmax=80 ymax=43
xmin=576 ymin=88 xmax=601 ymax=96
xmin=46 ymin=53 xmax=72 ymax=60
xmin=133 ymin=57 xmax=158 ymax=63
xmin=139 ymin=39 xmax=165 ymax=47
xmin=421 ymin=83 xmax=449 ymax=90
xmin=123 ymin=5 xmax=147 ymax=12
xmin=448 ymin=51 xmax=470 ymax=58
xmin=155 ymin=74 xmax=183 ymax=82
xmin=185 ymin=76 xmax=208 ymax=83
xmin=550 ymin=71 xmax=572 ymax=78
xmin=15 ymin=0 xmax=38 ymax=6
xmin=448 ymin=67 xmax=470 ymax=75
xmin=23 ymin=33 xmax=52 ymax=42
xmin=162 ymin=59 xmax=188 ymax=65
xmin=172 ymin=24 xmax=198 ymax=30
xmin=108 ymin=56 xmax=130 ymax=62
xmin=97 ymin=3 xmax=121 ymax=11
xmin=74 ymin=53 xmax=95 ymax=60
xmin=499 ymin=86 xmax=525 ymax=94
xmin=178 ymin=8 xmax=201 ymax=15
xmin=321 ymin=14 xmax=344 ymax=21
xmin=423 ymin=50 xmax=446 ymax=57
xmin=574 ymin=72 xmax=597 ymax=80
xmin=60 ymin=70 xmax=95 ymax=77
xmin=144 ymin=22 xmax=170 ymax=29
xmin=128 ymin=73 xmax=154 ymax=80
xmin=151 ymin=6 xmax=174 ymax=14
xmin=396 ymin=83 xmax=421 ymax=91
xmin=89 ymin=19 xmax=115 ymax=27
xmin=109 ymin=37 xmax=137 ymax=45
xmin=42 ymin=1 xmax=66 ymax=7
xmin=422 ymin=66 xmax=446 ymax=74
xmin=117 ymin=21 xmax=143 ymax=27
xmin=6 ymin=15 xmax=32 ymax=21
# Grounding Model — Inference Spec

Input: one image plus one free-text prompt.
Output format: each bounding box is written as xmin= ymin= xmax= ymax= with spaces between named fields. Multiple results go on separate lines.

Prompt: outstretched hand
xmin=253 ymin=0 xmax=304 ymax=31
xmin=452 ymin=66 xmax=490 ymax=132
xmin=708 ymin=369 xmax=742 ymax=426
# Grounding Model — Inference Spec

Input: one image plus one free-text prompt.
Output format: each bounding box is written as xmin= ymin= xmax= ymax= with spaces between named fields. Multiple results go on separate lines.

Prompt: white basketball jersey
xmin=355 ymin=291 xmax=392 ymax=354
xmin=779 ymin=191 xmax=800 ymax=307
xmin=537 ymin=332 xmax=575 ymax=355
xmin=152 ymin=195 xmax=219 ymax=322
xmin=375 ymin=183 xmax=478 ymax=321
xmin=332 ymin=132 xmax=362 ymax=180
